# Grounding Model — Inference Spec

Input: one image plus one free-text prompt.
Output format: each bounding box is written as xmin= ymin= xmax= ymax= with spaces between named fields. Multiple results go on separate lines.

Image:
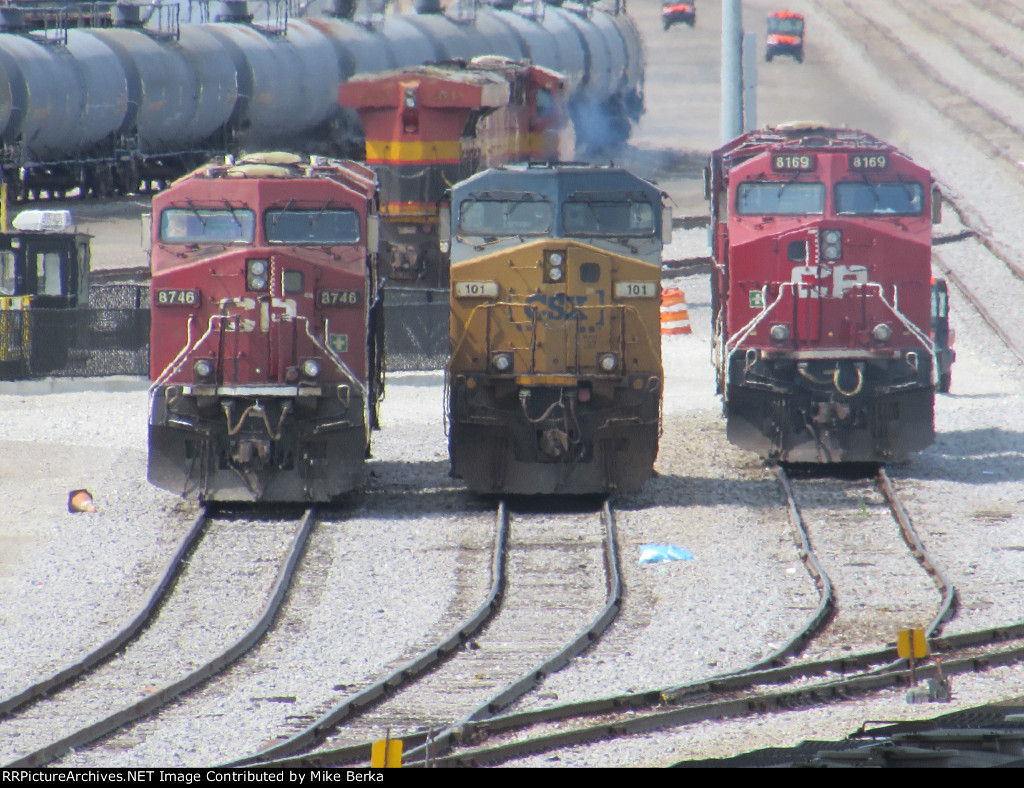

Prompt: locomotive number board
xmin=614 ymin=281 xmax=658 ymax=298
xmin=771 ymin=154 xmax=815 ymax=171
xmin=156 ymin=289 xmax=200 ymax=306
xmin=454 ymin=281 xmax=499 ymax=298
xmin=318 ymin=290 xmax=361 ymax=306
xmin=849 ymin=154 xmax=888 ymax=170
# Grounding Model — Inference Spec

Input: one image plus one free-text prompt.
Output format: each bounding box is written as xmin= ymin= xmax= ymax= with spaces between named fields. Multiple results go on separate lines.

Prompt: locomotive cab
xmin=0 ymin=210 xmax=91 ymax=377
xmin=446 ymin=163 xmax=668 ymax=494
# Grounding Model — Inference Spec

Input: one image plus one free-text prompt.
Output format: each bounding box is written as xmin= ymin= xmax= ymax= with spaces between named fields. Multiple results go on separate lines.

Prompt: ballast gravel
xmin=4 ymin=0 xmax=1024 ymax=768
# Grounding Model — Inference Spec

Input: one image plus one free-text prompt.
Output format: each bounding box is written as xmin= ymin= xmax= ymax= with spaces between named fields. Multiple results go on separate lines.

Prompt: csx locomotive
xmin=708 ymin=124 xmax=952 ymax=463
xmin=338 ymin=57 xmax=567 ymax=287
xmin=147 ymin=152 xmax=384 ymax=502
xmin=445 ymin=163 xmax=670 ymax=494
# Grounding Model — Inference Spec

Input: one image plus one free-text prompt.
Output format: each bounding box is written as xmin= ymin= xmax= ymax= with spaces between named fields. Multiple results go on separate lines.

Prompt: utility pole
xmin=721 ymin=0 xmax=743 ymax=143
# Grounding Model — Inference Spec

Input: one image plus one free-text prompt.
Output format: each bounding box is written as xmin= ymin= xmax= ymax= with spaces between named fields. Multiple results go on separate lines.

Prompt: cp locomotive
xmin=707 ymin=124 xmax=952 ymax=464
xmin=147 ymin=152 xmax=385 ymax=502
xmin=445 ymin=162 xmax=670 ymax=494
xmin=338 ymin=57 xmax=567 ymax=287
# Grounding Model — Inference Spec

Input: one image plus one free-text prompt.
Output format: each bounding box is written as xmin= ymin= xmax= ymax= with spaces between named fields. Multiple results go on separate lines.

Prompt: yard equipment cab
xmin=662 ymin=1 xmax=696 ymax=30
xmin=766 ymin=10 xmax=805 ymax=63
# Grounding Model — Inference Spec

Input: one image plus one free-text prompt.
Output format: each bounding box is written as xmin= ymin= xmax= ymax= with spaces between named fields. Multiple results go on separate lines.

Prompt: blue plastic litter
xmin=638 ymin=544 xmax=693 ymax=565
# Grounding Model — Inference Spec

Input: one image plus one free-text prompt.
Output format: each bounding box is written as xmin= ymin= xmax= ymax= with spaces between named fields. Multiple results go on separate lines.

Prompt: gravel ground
xmin=3 ymin=0 xmax=1024 ymax=770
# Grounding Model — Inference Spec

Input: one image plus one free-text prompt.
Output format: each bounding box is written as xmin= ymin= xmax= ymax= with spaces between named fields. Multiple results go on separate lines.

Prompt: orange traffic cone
xmin=660 ymin=287 xmax=692 ymax=335
xmin=68 ymin=489 xmax=98 ymax=513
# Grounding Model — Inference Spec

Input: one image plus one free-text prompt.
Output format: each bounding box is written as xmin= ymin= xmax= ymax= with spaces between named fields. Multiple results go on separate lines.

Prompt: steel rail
xmin=412 ymin=468 xmax=965 ymax=765
xmin=5 ymin=508 xmax=318 ymax=768
xmin=0 ymin=511 xmax=208 ymax=719
xmin=821 ymin=0 xmax=1024 ymax=271
xmin=400 ymin=498 xmax=623 ymax=766
xmin=243 ymin=499 xmax=622 ymax=769
xmin=427 ymin=633 xmax=1024 ymax=767
xmin=225 ymin=501 xmax=511 ymax=767
xmin=876 ymin=467 xmax=957 ymax=637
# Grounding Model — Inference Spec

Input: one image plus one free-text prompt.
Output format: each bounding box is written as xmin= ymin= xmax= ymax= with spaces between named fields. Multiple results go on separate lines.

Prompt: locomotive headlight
xmin=545 ymin=249 xmax=567 ymax=283
xmin=247 ymin=259 xmax=270 ymax=291
xmin=193 ymin=359 xmax=214 ymax=379
xmin=301 ymin=359 xmax=321 ymax=378
xmin=770 ymin=323 xmax=791 ymax=342
xmin=821 ymin=229 xmax=842 ymax=261
xmin=491 ymin=352 xmax=513 ymax=373
xmin=599 ymin=353 xmax=619 ymax=373
xmin=871 ymin=323 xmax=893 ymax=343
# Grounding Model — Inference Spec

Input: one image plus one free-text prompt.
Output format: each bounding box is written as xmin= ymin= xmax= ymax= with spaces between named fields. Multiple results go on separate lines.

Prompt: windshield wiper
xmin=221 ymin=199 xmax=244 ymax=228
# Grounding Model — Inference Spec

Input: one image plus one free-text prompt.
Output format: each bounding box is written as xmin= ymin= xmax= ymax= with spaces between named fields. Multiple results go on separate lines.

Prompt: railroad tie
xmin=660 ymin=287 xmax=692 ymax=335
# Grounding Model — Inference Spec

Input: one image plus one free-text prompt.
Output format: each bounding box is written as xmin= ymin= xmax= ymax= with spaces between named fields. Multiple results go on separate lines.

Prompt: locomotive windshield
xmin=458 ymin=198 xmax=553 ymax=236
xmin=736 ymin=181 xmax=825 ymax=215
xmin=160 ymin=207 xmax=256 ymax=244
xmin=562 ymin=199 xmax=656 ymax=237
xmin=265 ymin=208 xmax=361 ymax=244
xmin=835 ymin=181 xmax=924 ymax=216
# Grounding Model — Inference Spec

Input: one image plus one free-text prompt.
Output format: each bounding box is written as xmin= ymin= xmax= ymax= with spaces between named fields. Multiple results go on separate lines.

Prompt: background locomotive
xmin=707 ymin=124 xmax=951 ymax=464
xmin=444 ymin=162 xmax=670 ymax=495
xmin=147 ymin=152 xmax=385 ymax=502
xmin=338 ymin=57 xmax=567 ymax=287
xmin=0 ymin=0 xmax=644 ymax=200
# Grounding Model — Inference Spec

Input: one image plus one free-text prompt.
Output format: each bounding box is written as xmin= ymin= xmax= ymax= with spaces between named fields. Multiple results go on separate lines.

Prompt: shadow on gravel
xmin=902 ymin=428 xmax=1024 ymax=484
xmin=613 ymin=470 xmax=781 ymax=512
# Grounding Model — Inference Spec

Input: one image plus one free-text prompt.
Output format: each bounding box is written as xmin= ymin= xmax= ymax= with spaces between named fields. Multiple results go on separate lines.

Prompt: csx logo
xmin=520 ymin=291 xmax=604 ymax=321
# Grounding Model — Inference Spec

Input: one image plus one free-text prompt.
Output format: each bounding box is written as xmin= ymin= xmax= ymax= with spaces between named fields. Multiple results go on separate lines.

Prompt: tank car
xmin=338 ymin=57 xmax=567 ymax=287
xmin=0 ymin=0 xmax=644 ymax=200
xmin=708 ymin=124 xmax=951 ymax=464
xmin=147 ymin=152 xmax=385 ymax=502
xmin=444 ymin=162 xmax=671 ymax=495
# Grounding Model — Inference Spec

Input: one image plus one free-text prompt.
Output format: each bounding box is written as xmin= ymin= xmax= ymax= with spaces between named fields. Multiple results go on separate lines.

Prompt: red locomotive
xmin=338 ymin=57 xmax=567 ymax=287
xmin=708 ymin=124 xmax=951 ymax=463
xmin=147 ymin=152 xmax=385 ymax=502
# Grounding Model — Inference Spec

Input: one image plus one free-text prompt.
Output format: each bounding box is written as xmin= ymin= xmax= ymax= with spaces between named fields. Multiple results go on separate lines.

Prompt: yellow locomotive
xmin=443 ymin=163 xmax=671 ymax=495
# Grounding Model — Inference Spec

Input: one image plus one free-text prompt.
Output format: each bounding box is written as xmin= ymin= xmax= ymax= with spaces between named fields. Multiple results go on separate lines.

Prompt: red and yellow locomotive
xmin=338 ymin=57 xmax=567 ymax=287
xmin=147 ymin=153 xmax=384 ymax=502
xmin=708 ymin=124 xmax=950 ymax=463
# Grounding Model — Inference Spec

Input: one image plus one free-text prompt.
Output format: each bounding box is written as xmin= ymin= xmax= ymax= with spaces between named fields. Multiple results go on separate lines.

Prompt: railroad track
xmin=230 ymin=499 xmax=622 ymax=768
xmin=0 ymin=507 xmax=317 ymax=767
xmin=387 ymin=468 xmax=983 ymax=767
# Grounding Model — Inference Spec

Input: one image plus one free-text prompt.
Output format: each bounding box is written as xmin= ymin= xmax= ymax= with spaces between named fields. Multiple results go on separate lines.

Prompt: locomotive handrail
xmin=724 ymin=280 xmax=939 ymax=389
